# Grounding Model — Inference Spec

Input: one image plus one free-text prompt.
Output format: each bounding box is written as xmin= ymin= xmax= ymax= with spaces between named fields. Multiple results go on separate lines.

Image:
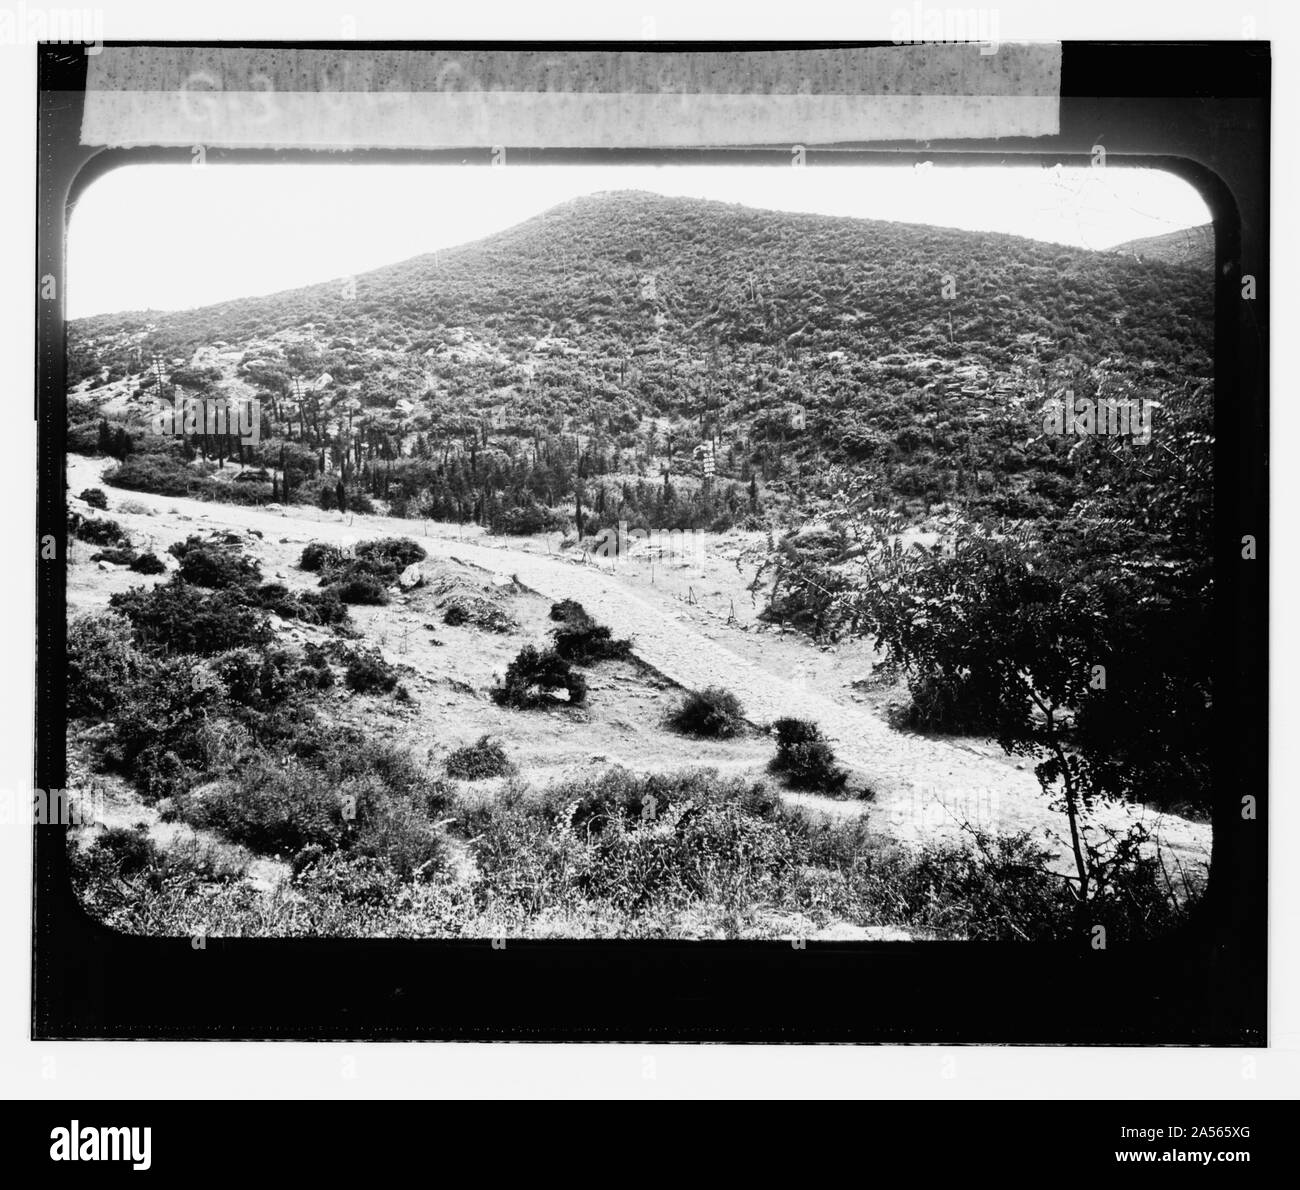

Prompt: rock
xmin=266 ymin=503 xmax=283 ymax=512
xmin=95 ymin=560 xmax=110 ymax=570
xmin=398 ymin=563 xmax=424 ymax=590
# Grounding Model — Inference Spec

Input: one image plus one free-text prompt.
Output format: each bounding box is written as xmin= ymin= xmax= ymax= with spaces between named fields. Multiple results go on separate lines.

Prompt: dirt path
xmin=70 ymin=455 xmax=1212 ymax=876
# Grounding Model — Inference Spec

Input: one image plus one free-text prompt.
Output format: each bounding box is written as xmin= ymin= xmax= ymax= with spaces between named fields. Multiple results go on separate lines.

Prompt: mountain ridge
xmin=68 ymin=187 xmax=1213 ymax=533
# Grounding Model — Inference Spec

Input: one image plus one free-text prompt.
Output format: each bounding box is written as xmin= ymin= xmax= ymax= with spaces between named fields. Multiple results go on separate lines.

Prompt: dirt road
xmin=69 ymin=455 xmax=1212 ymax=876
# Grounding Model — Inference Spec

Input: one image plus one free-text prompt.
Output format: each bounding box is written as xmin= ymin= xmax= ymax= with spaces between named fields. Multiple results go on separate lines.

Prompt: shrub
xmin=99 ymin=654 xmax=227 ymax=798
xmin=889 ymin=672 xmax=990 ymax=734
xmin=358 ymin=537 xmax=426 ymax=566
xmin=549 ymin=598 xmax=586 ymax=624
xmin=665 ymin=687 xmax=745 ymax=738
xmin=344 ymin=648 xmax=399 ymax=694
xmin=103 ymin=455 xmax=196 ymax=498
xmin=110 ymin=582 xmax=273 ymax=655
xmin=183 ymin=760 xmax=350 ymax=855
xmin=290 ymin=843 xmax=326 ymax=878
xmin=295 ymin=643 xmax=336 ymax=690
xmin=547 ymin=600 xmax=631 ymax=664
xmin=440 ymin=594 xmax=514 ymax=632
xmin=350 ymin=799 xmax=446 ymax=882
xmin=332 ymin=575 xmax=389 ymax=606
xmin=168 ymin=536 xmax=261 ymax=590
xmin=444 ymin=736 xmax=511 ymax=780
xmin=299 ymin=541 xmax=345 ymax=572
xmin=491 ymin=645 xmax=587 ymax=709
xmin=89 ymin=547 xmax=136 ymax=566
xmin=537 ymin=767 xmax=784 ymax=840
xmin=354 ymin=537 xmax=426 ymax=570
xmin=470 ymin=768 xmax=800 ymax=919
xmin=129 ymin=551 xmax=167 ymax=574
xmin=79 ymin=487 xmax=108 ymax=510
xmin=194 ymin=478 xmax=276 ymax=506
xmin=180 ymin=741 xmax=449 ymax=877
xmin=296 ymin=588 xmax=351 ymax=626
xmin=249 ymin=582 xmax=297 ymax=617
xmin=291 ymin=853 xmax=403 ymax=906
xmin=70 ymin=513 xmax=129 ymax=547
xmin=496 ymin=502 xmax=567 ymax=535
xmin=768 ymin=717 xmax=849 ymax=793
xmin=329 ymin=738 xmax=455 ymax=817
xmin=86 ymin=824 xmax=159 ymax=877
xmin=67 ymin=612 xmax=147 ymax=717
xmin=212 ymin=646 xmax=299 ymax=709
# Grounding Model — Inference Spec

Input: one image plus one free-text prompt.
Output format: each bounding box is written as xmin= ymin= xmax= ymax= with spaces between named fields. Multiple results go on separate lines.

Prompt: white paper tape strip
xmin=81 ymin=44 xmax=1062 ymax=149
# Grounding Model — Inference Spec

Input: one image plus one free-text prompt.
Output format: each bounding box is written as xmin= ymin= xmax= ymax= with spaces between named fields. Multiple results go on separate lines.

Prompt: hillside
xmin=67 ymin=190 xmax=1213 ymax=532
xmin=1110 ymin=223 xmax=1214 ymax=272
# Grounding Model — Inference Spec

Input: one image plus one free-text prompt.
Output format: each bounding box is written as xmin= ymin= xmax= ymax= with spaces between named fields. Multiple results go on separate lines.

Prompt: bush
xmin=110 ymin=581 xmax=273 ymax=655
xmin=547 ymin=600 xmax=631 ymax=664
xmin=444 ymin=736 xmax=511 ymax=780
xmin=889 ymin=672 xmax=990 ymax=734
xmin=168 ymin=537 xmax=261 ymax=590
xmin=354 ymin=537 xmax=426 ymax=570
xmin=536 ymin=767 xmax=784 ymax=840
xmin=496 ymin=502 xmax=567 ymax=535
xmin=491 ymin=645 xmax=587 ymax=709
xmin=295 ymin=643 xmax=336 ymax=690
xmin=345 ymin=648 xmax=399 ymax=694
xmin=291 ymin=853 xmax=404 ymax=906
xmin=299 ymin=541 xmax=345 ymax=572
xmin=103 ymin=455 xmax=196 ymax=498
xmin=70 ymin=513 xmax=129 ymax=547
xmin=296 ymin=588 xmax=351 ymax=626
xmin=180 ymin=742 xmax=448 ymax=877
xmin=99 ymin=653 xmax=226 ymax=798
xmin=79 ymin=487 xmax=108 ymax=510
xmin=129 ymin=551 xmax=167 ymax=574
xmin=86 ymin=824 xmax=159 ymax=877
xmin=183 ymin=759 xmax=351 ymax=855
xmin=290 ymin=843 xmax=326 ymax=878
xmin=469 ymin=768 xmax=800 ymax=919
xmin=211 ymin=646 xmax=299 ymax=709
xmin=331 ymin=575 xmax=389 ymax=605
xmin=314 ymin=540 xmax=425 ymax=588
xmin=439 ymin=594 xmax=514 ymax=632
xmin=549 ymin=598 xmax=586 ymax=624
xmin=67 ymin=612 xmax=147 ymax=717
xmin=89 ymin=547 xmax=136 ymax=565
xmin=767 ymin=717 xmax=849 ymax=793
xmin=665 ymin=687 xmax=745 ymax=738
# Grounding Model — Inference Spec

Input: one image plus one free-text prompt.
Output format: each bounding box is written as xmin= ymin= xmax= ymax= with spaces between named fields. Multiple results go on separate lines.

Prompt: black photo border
xmin=33 ymin=40 xmax=1269 ymax=1043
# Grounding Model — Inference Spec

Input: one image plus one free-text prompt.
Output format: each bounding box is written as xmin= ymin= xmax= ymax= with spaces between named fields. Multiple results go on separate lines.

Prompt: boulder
xmin=398 ymin=563 xmax=424 ymax=590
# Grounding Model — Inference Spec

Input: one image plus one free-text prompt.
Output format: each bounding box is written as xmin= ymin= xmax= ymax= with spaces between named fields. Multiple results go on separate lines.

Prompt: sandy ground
xmin=66 ymin=453 xmax=1212 ymax=884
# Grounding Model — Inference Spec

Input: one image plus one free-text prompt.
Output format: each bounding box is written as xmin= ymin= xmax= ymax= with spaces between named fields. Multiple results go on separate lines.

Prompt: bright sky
xmin=66 ymin=163 xmax=1212 ymax=319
